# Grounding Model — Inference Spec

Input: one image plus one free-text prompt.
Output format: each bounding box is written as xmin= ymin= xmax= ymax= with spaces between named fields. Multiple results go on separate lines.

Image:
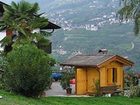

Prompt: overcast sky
xmin=1 ymin=0 xmax=20 ymax=4
xmin=1 ymin=0 xmax=40 ymax=3
xmin=1 ymin=0 xmax=46 ymax=5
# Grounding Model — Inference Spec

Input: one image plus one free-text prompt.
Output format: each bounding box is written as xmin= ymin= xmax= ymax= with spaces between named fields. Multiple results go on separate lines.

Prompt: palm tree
xmin=118 ymin=0 xmax=140 ymax=35
xmin=0 ymin=1 xmax=50 ymax=53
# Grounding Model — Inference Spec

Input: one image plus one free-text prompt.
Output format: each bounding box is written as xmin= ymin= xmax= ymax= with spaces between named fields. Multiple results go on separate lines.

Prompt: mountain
xmin=42 ymin=0 xmax=120 ymax=30
xmin=2 ymin=0 xmax=137 ymax=71
xmin=39 ymin=0 xmax=140 ymax=71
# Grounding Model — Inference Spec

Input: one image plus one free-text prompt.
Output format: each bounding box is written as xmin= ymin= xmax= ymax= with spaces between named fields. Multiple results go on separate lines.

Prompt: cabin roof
xmin=0 ymin=1 xmax=61 ymax=30
xmin=61 ymin=54 xmax=134 ymax=68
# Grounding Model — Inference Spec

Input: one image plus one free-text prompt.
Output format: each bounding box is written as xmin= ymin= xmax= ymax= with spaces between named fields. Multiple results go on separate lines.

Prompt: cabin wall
xmin=117 ymin=66 xmax=124 ymax=89
xmin=100 ymin=61 xmax=124 ymax=89
xmin=76 ymin=68 xmax=87 ymax=95
xmin=76 ymin=67 xmax=99 ymax=95
xmin=100 ymin=67 xmax=107 ymax=87
xmin=87 ymin=68 xmax=99 ymax=93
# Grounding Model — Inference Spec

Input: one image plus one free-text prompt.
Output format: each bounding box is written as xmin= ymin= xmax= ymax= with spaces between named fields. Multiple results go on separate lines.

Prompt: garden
xmin=0 ymin=0 xmax=140 ymax=105
xmin=0 ymin=0 xmax=55 ymax=97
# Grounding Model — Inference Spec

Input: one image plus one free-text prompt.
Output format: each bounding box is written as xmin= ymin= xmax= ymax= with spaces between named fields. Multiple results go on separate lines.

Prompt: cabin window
xmin=112 ymin=68 xmax=117 ymax=83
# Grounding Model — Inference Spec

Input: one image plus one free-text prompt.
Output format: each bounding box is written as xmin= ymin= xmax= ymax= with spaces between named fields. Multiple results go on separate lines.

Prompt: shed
xmin=61 ymin=54 xmax=134 ymax=95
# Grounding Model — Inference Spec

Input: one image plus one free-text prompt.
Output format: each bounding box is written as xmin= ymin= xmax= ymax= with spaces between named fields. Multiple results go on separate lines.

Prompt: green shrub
xmin=127 ymin=86 xmax=140 ymax=98
xmin=0 ymin=54 xmax=6 ymax=89
xmin=3 ymin=43 xmax=55 ymax=97
xmin=136 ymin=86 xmax=140 ymax=97
xmin=124 ymin=72 xmax=140 ymax=98
xmin=94 ymin=79 xmax=100 ymax=96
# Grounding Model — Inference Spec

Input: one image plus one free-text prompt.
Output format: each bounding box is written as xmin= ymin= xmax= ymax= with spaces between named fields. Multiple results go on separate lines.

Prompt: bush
xmin=124 ymin=72 xmax=140 ymax=97
xmin=3 ymin=43 xmax=55 ymax=97
xmin=0 ymin=54 xmax=6 ymax=89
xmin=136 ymin=86 xmax=140 ymax=97
xmin=94 ymin=79 xmax=100 ymax=96
xmin=129 ymin=86 xmax=140 ymax=97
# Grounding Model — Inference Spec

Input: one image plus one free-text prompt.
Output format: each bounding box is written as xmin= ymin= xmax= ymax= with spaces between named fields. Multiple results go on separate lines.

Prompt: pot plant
xmin=60 ymin=71 xmax=74 ymax=95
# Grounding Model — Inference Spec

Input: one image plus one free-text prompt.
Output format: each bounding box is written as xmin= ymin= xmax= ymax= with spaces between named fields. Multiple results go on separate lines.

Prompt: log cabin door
xmin=76 ymin=68 xmax=87 ymax=95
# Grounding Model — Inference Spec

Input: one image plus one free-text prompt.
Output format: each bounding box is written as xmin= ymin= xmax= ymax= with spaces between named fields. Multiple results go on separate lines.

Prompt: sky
xmin=1 ymin=0 xmax=21 ymax=4
xmin=0 ymin=0 xmax=45 ymax=8
xmin=1 ymin=0 xmax=38 ymax=4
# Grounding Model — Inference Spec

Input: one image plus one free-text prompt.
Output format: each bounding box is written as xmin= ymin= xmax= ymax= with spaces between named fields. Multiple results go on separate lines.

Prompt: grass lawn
xmin=0 ymin=90 xmax=140 ymax=105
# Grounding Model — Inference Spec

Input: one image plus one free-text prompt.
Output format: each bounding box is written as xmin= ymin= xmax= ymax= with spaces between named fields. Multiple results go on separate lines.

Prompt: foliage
xmin=118 ymin=0 xmax=140 ymax=34
xmin=0 ymin=0 xmax=48 ymax=34
xmin=3 ymin=43 xmax=55 ymax=97
xmin=125 ymin=72 xmax=139 ymax=87
xmin=60 ymin=71 xmax=74 ymax=89
xmin=0 ymin=0 xmax=50 ymax=53
xmin=136 ymin=86 xmax=140 ymax=97
xmin=1 ymin=90 xmax=140 ymax=105
xmin=0 ymin=77 xmax=5 ymax=90
xmin=0 ymin=53 xmax=7 ymax=70
xmin=0 ymin=1 xmax=56 ymax=97
xmin=129 ymin=85 xmax=140 ymax=98
xmin=0 ymin=54 xmax=7 ymax=89
xmin=124 ymin=72 xmax=140 ymax=97
xmin=93 ymin=79 xmax=100 ymax=96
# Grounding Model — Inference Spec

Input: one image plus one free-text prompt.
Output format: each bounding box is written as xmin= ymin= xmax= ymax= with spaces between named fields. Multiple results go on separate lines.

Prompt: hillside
xmin=39 ymin=0 xmax=140 ymax=71
xmin=1 ymin=0 xmax=139 ymax=71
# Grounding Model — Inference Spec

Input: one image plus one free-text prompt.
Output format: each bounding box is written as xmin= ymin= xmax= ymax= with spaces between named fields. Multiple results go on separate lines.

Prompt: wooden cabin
xmin=61 ymin=54 xmax=134 ymax=95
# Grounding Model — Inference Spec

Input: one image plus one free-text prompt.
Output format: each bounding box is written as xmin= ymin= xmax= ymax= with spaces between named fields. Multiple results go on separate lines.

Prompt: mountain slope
xmin=41 ymin=0 xmax=140 ymax=71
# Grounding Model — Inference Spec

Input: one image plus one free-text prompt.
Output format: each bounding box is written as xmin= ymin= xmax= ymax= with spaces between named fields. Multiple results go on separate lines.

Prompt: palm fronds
xmin=0 ymin=1 xmax=51 ymax=53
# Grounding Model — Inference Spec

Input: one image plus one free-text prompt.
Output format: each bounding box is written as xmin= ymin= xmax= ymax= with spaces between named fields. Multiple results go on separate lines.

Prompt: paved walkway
xmin=45 ymin=82 xmax=66 ymax=96
xmin=45 ymin=82 xmax=89 ymax=97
